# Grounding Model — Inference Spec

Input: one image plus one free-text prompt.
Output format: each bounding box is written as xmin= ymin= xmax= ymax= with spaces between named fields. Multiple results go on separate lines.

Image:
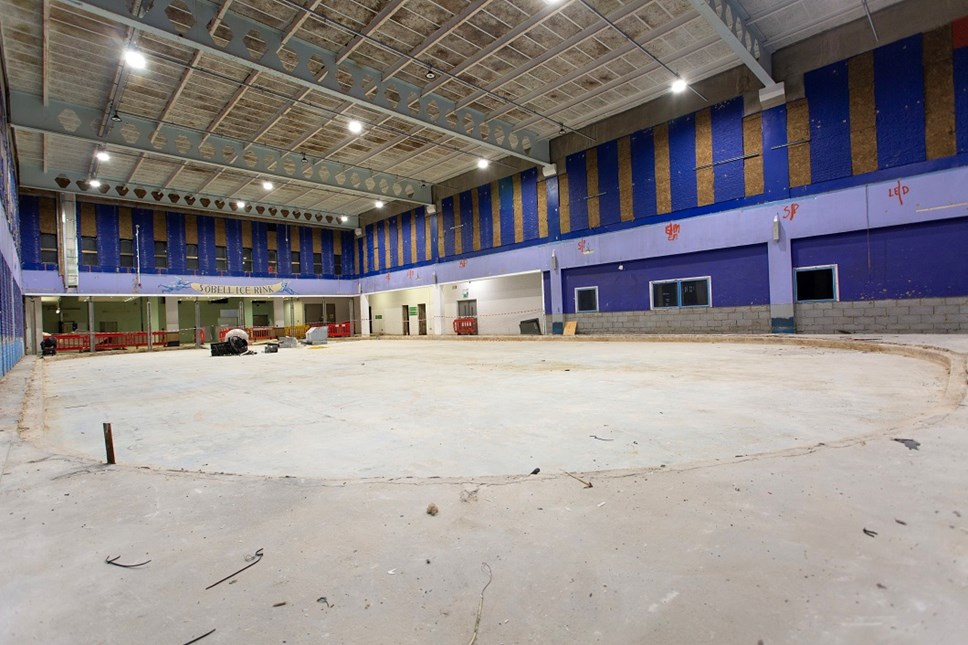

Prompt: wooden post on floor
xmin=103 ymin=422 xmax=116 ymax=465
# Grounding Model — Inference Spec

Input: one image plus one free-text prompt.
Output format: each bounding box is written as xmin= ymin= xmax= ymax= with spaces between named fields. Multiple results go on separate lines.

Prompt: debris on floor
xmin=863 ymin=528 xmax=878 ymax=537
xmin=205 ymin=548 xmax=264 ymax=590
xmin=467 ymin=562 xmax=493 ymax=645
xmin=426 ymin=502 xmax=439 ymax=516
xmin=317 ymin=597 xmax=332 ymax=608
xmin=563 ymin=470 xmax=593 ymax=488
xmin=104 ymin=555 xmax=150 ymax=568
xmin=892 ymin=438 xmax=921 ymax=450
xmin=529 ymin=468 xmax=540 ymax=475
xmin=182 ymin=628 xmax=215 ymax=644
xmin=460 ymin=488 xmax=479 ymax=503
xmin=272 ymin=602 xmax=286 ymax=607
xmin=589 ymin=435 xmax=613 ymax=441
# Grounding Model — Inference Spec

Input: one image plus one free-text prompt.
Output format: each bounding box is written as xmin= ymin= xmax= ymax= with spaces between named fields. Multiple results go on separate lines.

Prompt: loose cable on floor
xmin=467 ymin=562 xmax=493 ymax=645
xmin=182 ymin=628 xmax=215 ymax=644
xmin=105 ymin=555 xmax=151 ymax=568
xmin=205 ymin=548 xmax=263 ymax=590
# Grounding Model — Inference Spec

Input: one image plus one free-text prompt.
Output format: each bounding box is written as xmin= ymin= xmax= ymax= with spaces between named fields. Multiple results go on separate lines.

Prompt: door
xmin=402 ymin=305 xmax=410 ymax=335
xmin=325 ymin=303 xmax=336 ymax=323
xmin=304 ymin=303 xmax=323 ymax=323
xmin=418 ymin=303 xmax=427 ymax=335
xmin=458 ymin=299 xmax=477 ymax=317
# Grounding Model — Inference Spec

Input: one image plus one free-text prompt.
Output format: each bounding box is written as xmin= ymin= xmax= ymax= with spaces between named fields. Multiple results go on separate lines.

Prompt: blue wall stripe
xmin=278 ymin=225 xmax=292 ymax=276
xmin=477 ymin=184 xmax=493 ymax=249
xmin=498 ymin=176 xmax=516 ymax=246
xmin=712 ymin=98 xmax=745 ymax=202
xmin=565 ymin=151 xmax=589 ymax=231
xmin=459 ymin=192 xmax=474 ymax=252
xmin=389 ymin=217 xmax=399 ymax=267
xmin=225 ymin=219 xmax=241 ymax=273
xmin=806 ymin=60 xmax=852 ymax=183
xmin=415 ymin=211 xmax=426 ymax=262
xmin=366 ymin=224 xmax=375 ymax=270
xmin=669 ymin=114 xmax=698 ymax=211
xmin=630 ymin=129 xmax=657 ymax=219
xmin=874 ymin=34 xmax=926 ymax=169
xmin=197 ymin=215 xmax=215 ymax=274
xmin=19 ymin=195 xmax=40 ymax=266
xmin=429 ymin=211 xmax=439 ymax=261
xmin=132 ymin=209 xmax=154 ymax=271
xmin=166 ymin=212 xmax=185 ymax=273
xmin=321 ymin=229 xmax=334 ymax=274
xmin=251 ymin=222 xmax=268 ymax=274
xmin=95 ymin=203 xmax=119 ymax=270
xmin=441 ymin=196 xmax=456 ymax=257
xmin=761 ymin=105 xmax=790 ymax=200
xmin=545 ymin=175 xmax=560 ymax=239
xmin=521 ymin=168 xmax=540 ymax=239
xmin=299 ymin=227 xmax=313 ymax=275
xmin=402 ymin=212 xmax=412 ymax=264
xmin=952 ymin=46 xmax=968 ymax=154
xmin=341 ymin=231 xmax=354 ymax=274
xmin=596 ymin=140 xmax=621 ymax=227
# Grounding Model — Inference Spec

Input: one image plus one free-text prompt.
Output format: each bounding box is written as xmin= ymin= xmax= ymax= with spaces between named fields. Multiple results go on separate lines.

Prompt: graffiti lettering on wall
xmin=577 ymin=239 xmax=593 ymax=254
xmin=161 ymin=278 xmax=295 ymax=295
xmin=665 ymin=223 xmax=680 ymax=241
xmin=782 ymin=203 xmax=800 ymax=221
xmin=888 ymin=180 xmax=911 ymax=206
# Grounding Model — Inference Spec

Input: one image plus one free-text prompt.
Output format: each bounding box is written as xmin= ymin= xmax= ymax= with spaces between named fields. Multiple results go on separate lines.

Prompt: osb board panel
xmin=471 ymin=189 xmax=481 ymax=251
xmin=848 ymin=52 xmax=878 ymax=175
xmin=39 ymin=197 xmax=57 ymax=234
xmin=80 ymin=202 xmax=96 ymax=237
xmin=924 ymin=25 xmax=956 ymax=160
xmin=563 ymin=321 xmax=578 ymax=336
xmin=333 ymin=230 xmax=342 ymax=256
xmin=396 ymin=216 xmax=404 ymax=262
xmin=618 ymin=136 xmax=633 ymax=222
xmin=185 ymin=214 xmax=198 ymax=245
xmin=289 ymin=225 xmax=299 ymax=252
xmin=383 ymin=222 xmax=390 ymax=269
xmin=411 ymin=213 xmax=419 ymax=259
xmin=586 ymin=147 xmax=600 ymax=228
xmin=491 ymin=181 xmax=501 ymax=247
xmin=513 ymin=173 xmax=524 ymax=243
xmin=118 ymin=207 xmax=133 ymax=239
xmin=215 ymin=218 xmax=226 ymax=246
xmin=153 ymin=212 xmax=167 ymax=241
xmin=453 ymin=207 xmax=463 ymax=255
xmin=241 ymin=220 xmax=252 ymax=247
xmin=743 ymin=113 xmax=764 ymax=197
xmin=537 ymin=177 xmax=548 ymax=237
xmin=425 ymin=213 xmax=432 ymax=261
xmin=653 ymin=124 xmax=672 ymax=214
xmin=559 ymin=173 xmax=570 ymax=234
xmin=695 ymin=108 xmax=714 ymax=207
xmin=312 ymin=228 xmax=322 ymax=253
xmin=786 ymin=99 xmax=811 ymax=187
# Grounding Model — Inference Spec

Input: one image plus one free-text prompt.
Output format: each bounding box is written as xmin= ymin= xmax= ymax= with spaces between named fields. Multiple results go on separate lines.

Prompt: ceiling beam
xmin=68 ymin=0 xmax=550 ymax=165
xmin=687 ymin=0 xmax=774 ymax=86
xmin=8 ymin=92 xmax=432 ymax=204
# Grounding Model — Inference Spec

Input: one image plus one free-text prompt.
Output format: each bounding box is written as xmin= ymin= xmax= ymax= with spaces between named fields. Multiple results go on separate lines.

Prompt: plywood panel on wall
xmin=848 ymin=51 xmax=879 ymax=175
xmin=743 ymin=113 xmax=764 ymax=197
xmin=184 ymin=214 xmax=198 ymax=245
xmin=786 ymin=99 xmax=812 ymax=187
xmin=653 ymin=123 xmax=672 ymax=214
xmin=923 ymin=25 xmax=956 ymax=159
xmin=695 ymin=108 xmax=714 ymax=206
xmin=153 ymin=211 xmax=167 ymax=241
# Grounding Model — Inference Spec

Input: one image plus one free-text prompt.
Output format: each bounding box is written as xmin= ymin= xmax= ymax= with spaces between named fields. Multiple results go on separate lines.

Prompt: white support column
xmin=273 ymin=298 xmax=285 ymax=330
xmin=164 ymin=297 xmax=179 ymax=333
xmin=58 ymin=193 xmax=79 ymax=289
xmin=768 ymin=219 xmax=795 ymax=333
xmin=25 ymin=297 xmax=43 ymax=355
xmin=431 ymin=283 xmax=444 ymax=336
xmin=550 ymin=251 xmax=564 ymax=334
xmin=360 ymin=292 xmax=371 ymax=337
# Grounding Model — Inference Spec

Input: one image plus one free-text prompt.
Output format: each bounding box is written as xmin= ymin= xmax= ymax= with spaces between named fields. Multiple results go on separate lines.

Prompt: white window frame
xmin=794 ymin=264 xmax=839 ymax=302
xmin=574 ymin=286 xmax=599 ymax=313
xmin=649 ymin=276 xmax=712 ymax=309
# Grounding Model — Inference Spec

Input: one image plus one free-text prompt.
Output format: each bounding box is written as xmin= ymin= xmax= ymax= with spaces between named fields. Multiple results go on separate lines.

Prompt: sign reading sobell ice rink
xmin=161 ymin=278 xmax=295 ymax=295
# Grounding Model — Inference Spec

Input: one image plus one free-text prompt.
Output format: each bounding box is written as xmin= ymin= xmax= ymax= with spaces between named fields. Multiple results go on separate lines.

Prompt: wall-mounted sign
xmin=161 ymin=278 xmax=295 ymax=296
xmin=409 ymin=306 xmax=418 ymax=316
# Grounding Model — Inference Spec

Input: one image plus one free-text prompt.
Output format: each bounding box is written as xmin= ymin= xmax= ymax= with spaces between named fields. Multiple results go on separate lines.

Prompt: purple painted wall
xmin=791 ymin=216 xmax=968 ymax=300
xmin=560 ymin=244 xmax=769 ymax=313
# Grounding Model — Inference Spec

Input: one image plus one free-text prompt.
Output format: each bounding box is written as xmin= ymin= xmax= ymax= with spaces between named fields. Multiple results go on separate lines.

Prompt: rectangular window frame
xmin=334 ymin=253 xmax=342 ymax=276
xmin=649 ymin=276 xmax=712 ymax=310
xmin=242 ymin=247 xmax=253 ymax=272
xmin=119 ymin=238 xmax=135 ymax=269
xmin=794 ymin=264 xmax=839 ymax=303
xmin=154 ymin=241 xmax=168 ymax=269
xmin=40 ymin=233 xmax=58 ymax=264
xmin=313 ymin=252 xmax=322 ymax=275
xmin=267 ymin=249 xmax=277 ymax=274
xmin=185 ymin=243 xmax=199 ymax=272
xmin=215 ymin=245 xmax=227 ymax=272
xmin=290 ymin=250 xmax=301 ymax=274
xmin=574 ymin=286 xmax=599 ymax=313
xmin=80 ymin=236 xmax=98 ymax=267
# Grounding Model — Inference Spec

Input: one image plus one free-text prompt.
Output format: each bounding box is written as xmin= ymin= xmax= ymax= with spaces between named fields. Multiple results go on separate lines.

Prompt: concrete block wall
xmin=551 ymin=305 xmax=771 ymax=335
xmin=795 ymin=297 xmax=968 ymax=333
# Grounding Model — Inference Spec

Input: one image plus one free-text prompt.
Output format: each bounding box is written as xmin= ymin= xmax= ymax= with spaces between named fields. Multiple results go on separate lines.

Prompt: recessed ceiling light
xmin=477 ymin=158 xmax=489 ymax=169
xmin=262 ymin=180 xmax=274 ymax=190
xmin=110 ymin=111 xmax=122 ymax=123
xmin=301 ymin=153 xmax=309 ymax=164
xmin=123 ymin=48 xmax=147 ymax=70
xmin=88 ymin=179 xmax=101 ymax=188
xmin=95 ymin=150 xmax=110 ymax=161
xmin=340 ymin=215 xmax=348 ymax=223
xmin=425 ymin=68 xmax=436 ymax=80
xmin=236 ymin=200 xmax=246 ymax=208
xmin=375 ymin=200 xmax=385 ymax=209
xmin=347 ymin=119 xmax=363 ymax=134
xmin=670 ymin=78 xmax=688 ymax=93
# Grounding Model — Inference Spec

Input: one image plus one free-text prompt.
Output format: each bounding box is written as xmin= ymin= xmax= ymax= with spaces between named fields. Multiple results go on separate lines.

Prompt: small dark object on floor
xmin=426 ymin=559 xmax=431 ymax=564
xmin=892 ymin=438 xmax=920 ymax=450
xmin=105 ymin=555 xmax=151 ymax=568
xmin=41 ymin=336 xmax=57 ymax=356
xmin=317 ymin=597 xmax=333 ymax=608
xmin=273 ymin=602 xmax=287 ymax=607
xmin=182 ymin=628 xmax=215 ymax=644
xmin=530 ymin=468 xmax=540 ymax=475
xmin=895 ymin=519 xmax=908 ymax=525
xmin=876 ymin=583 xmax=888 ymax=589
xmin=589 ymin=435 xmax=613 ymax=442
xmin=264 ymin=343 xmax=279 ymax=353
xmin=206 ymin=548 xmax=264 ymax=590
xmin=863 ymin=528 xmax=878 ymax=537
xmin=426 ymin=502 xmax=439 ymax=516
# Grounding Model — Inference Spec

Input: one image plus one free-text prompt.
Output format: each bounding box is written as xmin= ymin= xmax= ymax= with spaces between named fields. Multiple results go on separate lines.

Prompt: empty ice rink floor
xmin=35 ymin=339 xmax=949 ymax=479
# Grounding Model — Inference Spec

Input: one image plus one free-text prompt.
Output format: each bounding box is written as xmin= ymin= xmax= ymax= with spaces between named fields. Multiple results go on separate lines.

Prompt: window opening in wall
xmin=267 ymin=249 xmax=277 ymax=274
xmin=313 ymin=252 xmax=322 ymax=275
xmin=291 ymin=250 xmax=301 ymax=274
xmin=185 ymin=243 xmax=199 ymax=271
xmin=242 ymin=247 xmax=253 ymax=272
xmin=40 ymin=233 xmax=58 ymax=264
xmin=119 ymin=238 xmax=135 ymax=268
xmin=575 ymin=286 xmax=599 ymax=313
xmin=80 ymin=236 xmax=98 ymax=266
xmin=795 ymin=265 xmax=838 ymax=302
xmin=154 ymin=241 xmax=168 ymax=269
xmin=334 ymin=253 xmax=342 ymax=276
xmin=651 ymin=277 xmax=711 ymax=309
xmin=215 ymin=245 xmax=227 ymax=272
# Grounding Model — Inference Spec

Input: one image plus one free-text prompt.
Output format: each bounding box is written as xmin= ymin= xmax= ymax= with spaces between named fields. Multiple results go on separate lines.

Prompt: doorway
xmin=325 ymin=303 xmax=336 ymax=323
xmin=402 ymin=305 xmax=410 ymax=336
xmin=418 ymin=303 xmax=427 ymax=335
xmin=458 ymin=299 xmax=477 ymax=318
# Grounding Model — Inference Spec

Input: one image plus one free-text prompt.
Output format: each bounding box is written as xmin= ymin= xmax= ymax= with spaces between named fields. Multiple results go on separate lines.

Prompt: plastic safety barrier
xmin=453 ymin=317 xmax=478 ymax=335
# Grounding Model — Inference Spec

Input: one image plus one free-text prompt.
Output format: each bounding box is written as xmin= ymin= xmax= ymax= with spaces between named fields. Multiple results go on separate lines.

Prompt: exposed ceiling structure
xmin=0 ymin=0 xmax=904 ymax=230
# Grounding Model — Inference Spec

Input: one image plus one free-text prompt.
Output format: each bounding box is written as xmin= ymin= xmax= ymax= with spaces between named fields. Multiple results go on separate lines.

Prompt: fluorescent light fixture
xmin=123 ymin=48 xmax=147 ymax=70
xmin=671 ymin=78 xmax=688 ymax=93
xmin=347 ymin=120 xmax=363 ymax=134
xmin=375 ymin=200 xmax=385 ymax=208
xmin=95 ymin=150 xmax=110 ymax=161
xmin=477 ymin=158 xmax=489 ymax=169
xmin=262 ymin=180 xmax=274 ymax=190
xmin=88 ymin=179 xmax=101 ymax=188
